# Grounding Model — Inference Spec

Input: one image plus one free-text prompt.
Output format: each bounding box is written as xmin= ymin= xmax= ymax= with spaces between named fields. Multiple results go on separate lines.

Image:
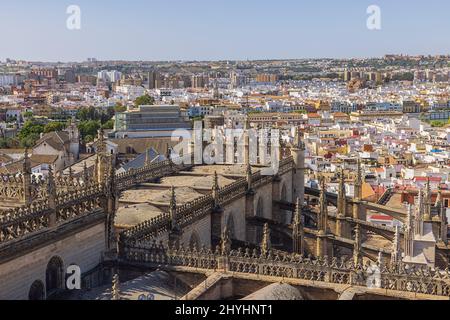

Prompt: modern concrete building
xmin=113 ymin=105 xmax=192 ymax=138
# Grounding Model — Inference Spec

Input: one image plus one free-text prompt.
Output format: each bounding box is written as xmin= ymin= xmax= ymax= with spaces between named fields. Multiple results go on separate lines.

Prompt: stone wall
xmin=181 ymin=215 xmax=212 ymax=248
xmin=0 ymin=222 xmax=106 ymax=300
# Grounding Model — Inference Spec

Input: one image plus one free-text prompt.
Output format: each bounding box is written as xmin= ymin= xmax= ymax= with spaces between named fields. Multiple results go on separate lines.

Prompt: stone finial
xmin=169 ymin=186 xmax=177 ymax=230
xmin=111 ymin=274 xmax=120 ymax=300
xmin=108 ymin=156 xmax=116 ymax=192
xmin=47 ymin=166 xmax=56 ymax=198
xmin=318 ymin=177 xmax=328 ymax=233
xmin=83 ymin=162 xmax=89 ymax=184
xmin=246 ymin=162 xmax=252 ymax=190
xmin=337 ymin=167 xmax=346 ymax=217
xmin=391 ymin=225 xmax=401 ymax=266
xmin=424 ymin=178 xmax=432 ymax=219
xmin=212 ymin=171 xmax=220 ymax=207
xmin=293 ymin=128 xmax=305 ymax=150
xmin=356 ymin=158 xmax=362 ymax=186
xmin=261 ymin=223 xmax=271 ymax=255
xmin=221 ymin=225 xmax=231 ymax=255
xmin=293 ymin=197 xmax=302 ymax=226
xmin=293 ymin=197 xmax=304 ymax=255
xmin=97 ymin=128 xmax=106 ymax=154
xmin=166 ymin=144 xmax=172 ymax=163
xmin=417 ymin=189 xmax=424 ymax=213
xmin=68 ymin=166 xmax=73 ymax=180
xmin=435 ymin=185 xmax=443 ymax=209
xmin=353 ymin=224 xmax=361 ymax=265
xmin=415 ymin=192 xmax=425 ymax=236
xmin=22 ymin=147 xmax=31 ymax=174
xmin=404 ymin=204 xmax=415 ymax=258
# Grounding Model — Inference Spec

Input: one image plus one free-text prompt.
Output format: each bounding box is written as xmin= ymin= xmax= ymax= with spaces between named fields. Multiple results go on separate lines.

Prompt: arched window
xmin=28 ymin=280 xmax=45 ymax=300
xmin=189 ymin=231 xmax=200 ymax=250
xmin=255 ymin=198 xmax=264 ymax=243
xmin=256 ymin=197 xmax=264 ymax=217
xmin=46 ymin=256 xmax=64 ymax=297
xmin=280 ymin=184 xmax=287 ymax=201
xmin=226 ymin=214 xmax=236 ymax=239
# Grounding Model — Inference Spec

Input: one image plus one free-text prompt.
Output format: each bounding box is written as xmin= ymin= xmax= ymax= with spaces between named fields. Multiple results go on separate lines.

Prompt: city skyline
xmin=2 ymin=0 xmax=450 ymax=62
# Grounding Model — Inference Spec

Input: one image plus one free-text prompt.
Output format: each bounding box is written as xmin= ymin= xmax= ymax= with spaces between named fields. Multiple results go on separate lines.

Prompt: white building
xmin=97 ymin=70 xmax=122 ymax=83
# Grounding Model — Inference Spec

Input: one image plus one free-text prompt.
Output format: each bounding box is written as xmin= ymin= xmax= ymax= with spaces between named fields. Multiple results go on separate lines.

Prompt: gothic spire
xmin=377 ymin=251 xmax=383 ymax=266
xmin=292 ymin=197 xmax=304 ymax=255
xmin=97 ymin=128 xmax=106 ymax=154
xmin=83 ymin=162 xmax=89 ymax=184
xmin=108 ymin=156 xmax=116 ymax=192
xmin=166 ymin=144 xmax=172 ymax=163
xmin=424 ymin=178 xmax=432 ymax=219
xmin=415 ymin=193 xmax=424 ymax=236
xmin=111 ymin=274 xmax=120 ymax=300
xmin=337 ymin=168 xmax=346 ymax=217
xmin=246 ymin=162 xmax=252 ymax=190
xmin=293 ymin=197 xmax=302 ymax=226
xmin=22 ymin=147 xmax=32 ymax=205
xmin=221 ymin=225 xmax=231 ymax=255
xmin=353 ymin=224 xmax=362 ymax=265
xmin=404 ymin=204 xmax=414 ymax=258
xmin=391 ymin=225 xmax=401 ymax=266
xmin=318 ymin=177 xmax=328 ymax=234
xmin=435 ymin=185 xmax=443 ymax=208
xmin=68 ymin=166 xmax=73 ymax=180
xmin=47 ymin=166 xmax=56 ymax=199
xmin=212 ymin=171 xmax=220 ymax=207
xmin=355 ymin=158 xmax=363 ymax=199
xmin=169 ymin=185 xmax=177 ymax=225
xmin=22 ymin=147 xmax=31 ymax=174
xmin=261 ymin=223 xmax=271 ymax=255
xmin=293 ymin=128 xmax=305 ymax=150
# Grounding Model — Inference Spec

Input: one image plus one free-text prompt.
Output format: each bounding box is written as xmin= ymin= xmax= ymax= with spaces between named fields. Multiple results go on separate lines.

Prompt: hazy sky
xmin=1 ymin=0 xmax=449 ymax=62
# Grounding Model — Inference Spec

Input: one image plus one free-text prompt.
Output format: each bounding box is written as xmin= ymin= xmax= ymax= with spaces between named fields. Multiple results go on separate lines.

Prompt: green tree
xmin=0 ymin=138 xmax=16 ymax=148
xmin=101 ymin=119 xmax=115 ymax=130
xmin=114 ymin=103 xmax=127 ymax=113
xmin=18 ymin=120 xmax=45 ymax=147
xmin=43 ymin=122 xmax=65 ymax=133
xmin=431 ymin=120 xmax=445 ymax=128
xmin=78 ymin=120 xmax=101 ymax=142
xmin=76 ymin=106 xmax=97 ymax=122
xmin=23 ymin=111 xmax=33 ymax=119
xmin=20 ymin=134 xmax=40 ymax=148
xmin=134 ymin=94 xmax=155 ymax=107
xmin=84 ymin=135 xmax=94 ymax=143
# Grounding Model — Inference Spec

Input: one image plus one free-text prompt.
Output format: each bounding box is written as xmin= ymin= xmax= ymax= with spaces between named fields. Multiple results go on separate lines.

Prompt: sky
xmin=0 ymin=0 xmax=450 ymax=62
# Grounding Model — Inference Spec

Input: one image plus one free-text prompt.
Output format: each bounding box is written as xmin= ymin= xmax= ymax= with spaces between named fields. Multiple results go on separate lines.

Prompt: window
xmin=28 ymin=280 xmax=45 ymax=300
xmin=46 ymin=256 xmax=64 ymax=297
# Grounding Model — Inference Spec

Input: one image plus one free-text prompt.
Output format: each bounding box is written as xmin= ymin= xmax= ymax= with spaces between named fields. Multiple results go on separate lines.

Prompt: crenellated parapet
xmin=0 ymin=181 xmax=106 ymax=244
xmin=122 ymin=240 xmax=450 ymax=297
